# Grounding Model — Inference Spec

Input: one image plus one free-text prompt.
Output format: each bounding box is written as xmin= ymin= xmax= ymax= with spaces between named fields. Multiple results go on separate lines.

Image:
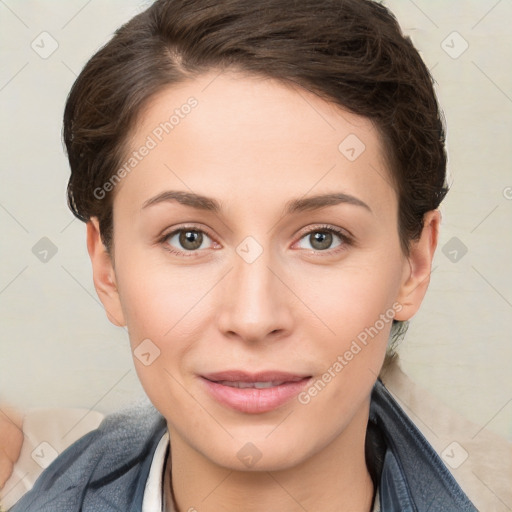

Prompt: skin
xmin=0 ymin=407 xmax=23 ymax=490
xmin=87 ymin=70 xmax=440 ymax=512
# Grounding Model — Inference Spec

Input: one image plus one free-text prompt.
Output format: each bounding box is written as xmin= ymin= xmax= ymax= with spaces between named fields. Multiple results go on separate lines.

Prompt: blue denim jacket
xmin=11 ymin=380 xmax=477 ymax=511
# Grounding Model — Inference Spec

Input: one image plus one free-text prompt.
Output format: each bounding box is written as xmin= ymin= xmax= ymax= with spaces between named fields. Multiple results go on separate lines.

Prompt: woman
xmin=9 ymin=0 xmax=478 ymax=510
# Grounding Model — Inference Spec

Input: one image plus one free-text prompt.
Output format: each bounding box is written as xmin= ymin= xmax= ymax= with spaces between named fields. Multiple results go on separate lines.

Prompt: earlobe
xmin=394 ymin=210 xmax=441 ymax=322
xmin=86 ymin=217 xmax=126 ymax=327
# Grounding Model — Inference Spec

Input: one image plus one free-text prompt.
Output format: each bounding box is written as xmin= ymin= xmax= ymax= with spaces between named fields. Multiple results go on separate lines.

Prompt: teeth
xmin=219 ymin=380 xmax=285 ymax=388
xmin=254 ymin=381 xmax=280 ymax=389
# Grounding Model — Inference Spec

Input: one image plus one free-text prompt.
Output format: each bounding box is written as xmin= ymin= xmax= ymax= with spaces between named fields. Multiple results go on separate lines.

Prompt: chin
xmin=197 ymin=432 xmax=319 ymax=473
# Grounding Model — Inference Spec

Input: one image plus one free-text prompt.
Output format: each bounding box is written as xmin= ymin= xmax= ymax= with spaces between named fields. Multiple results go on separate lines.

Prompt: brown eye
xmin=178 ymin=230 xmax=203 ymax=250
xmin=163 ymin=228 xmax=214 ymax=255
xmin=295 ymin=226 xmax=350 ymax=254
xmin=309 ymin=231 xmax=333 ymax=251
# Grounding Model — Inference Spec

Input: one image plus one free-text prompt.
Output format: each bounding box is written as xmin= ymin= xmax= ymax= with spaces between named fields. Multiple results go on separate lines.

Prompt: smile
xmin=200 ymin=371 xmax=312 ymax=414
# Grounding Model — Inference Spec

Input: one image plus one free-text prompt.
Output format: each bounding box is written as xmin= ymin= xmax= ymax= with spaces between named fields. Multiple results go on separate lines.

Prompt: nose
xmin=216 ymin=242 xmax=294 ymax=344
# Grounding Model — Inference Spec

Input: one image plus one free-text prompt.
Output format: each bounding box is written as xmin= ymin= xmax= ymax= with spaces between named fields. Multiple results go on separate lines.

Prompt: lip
xmin=200 ymin=370 xmax=312 ymax=414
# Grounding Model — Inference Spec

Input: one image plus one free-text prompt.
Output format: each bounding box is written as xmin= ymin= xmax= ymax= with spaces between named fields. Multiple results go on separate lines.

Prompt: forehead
xmin=113 ymin=70 xmax=396 ymax=221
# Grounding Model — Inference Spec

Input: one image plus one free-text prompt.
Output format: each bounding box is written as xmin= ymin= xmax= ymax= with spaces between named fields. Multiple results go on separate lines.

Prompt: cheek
xmin=290 ymin=264 xmax=400 ymax=429
xmin=294 ymin=257 xmax=403 ymax=341
xmin=116 ymin=251 xmax=211 ymax=342
xmin=288 ymin=252 xmax=404 ymax=406
xmin=114 ymin=257 xmax=211 ymax=412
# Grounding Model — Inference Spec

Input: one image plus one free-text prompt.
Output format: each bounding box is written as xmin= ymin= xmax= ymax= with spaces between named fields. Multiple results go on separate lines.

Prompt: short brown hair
xmin=63 ymin=0 xmax=449 ymax=366
xmin=64 ymin=0 xmax=447 ymax=258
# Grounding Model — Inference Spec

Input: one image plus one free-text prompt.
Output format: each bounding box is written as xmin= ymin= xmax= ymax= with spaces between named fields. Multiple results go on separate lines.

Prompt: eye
xmin=159 ymin=226 xmax=217 ymax=257
xmin=295 ymin=225 xmax=352 ymax=254
xmin=158 ymin=224 xmax=352 ymax=258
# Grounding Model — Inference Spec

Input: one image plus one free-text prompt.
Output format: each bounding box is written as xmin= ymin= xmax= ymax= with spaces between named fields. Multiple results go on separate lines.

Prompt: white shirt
xmin=142 ymin=432 xmax=171 ymax=512
xmin=373 ymin=488 xmax=380 ymax=511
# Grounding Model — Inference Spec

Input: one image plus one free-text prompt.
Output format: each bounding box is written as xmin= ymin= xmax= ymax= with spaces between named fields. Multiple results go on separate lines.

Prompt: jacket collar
xmin=368 ymin=379 xmax=477 ymax=511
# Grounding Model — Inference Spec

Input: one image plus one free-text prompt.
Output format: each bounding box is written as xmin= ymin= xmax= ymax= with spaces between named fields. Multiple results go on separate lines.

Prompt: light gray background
xmin=0 ymin=0 xmax=511 ymax=442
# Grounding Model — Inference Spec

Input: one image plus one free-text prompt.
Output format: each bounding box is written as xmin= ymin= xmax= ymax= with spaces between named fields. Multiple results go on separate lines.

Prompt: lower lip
xmin=201 ymin=377 xmax=311 ymax=414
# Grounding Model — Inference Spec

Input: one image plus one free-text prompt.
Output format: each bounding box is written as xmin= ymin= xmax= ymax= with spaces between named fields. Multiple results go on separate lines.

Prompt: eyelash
xmin=157 ymin=224 xmax=353 ymax=258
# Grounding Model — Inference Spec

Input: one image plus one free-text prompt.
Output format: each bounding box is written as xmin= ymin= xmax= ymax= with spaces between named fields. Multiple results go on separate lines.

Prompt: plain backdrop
xmin=0 ymin=0 xmax=511 ymax=443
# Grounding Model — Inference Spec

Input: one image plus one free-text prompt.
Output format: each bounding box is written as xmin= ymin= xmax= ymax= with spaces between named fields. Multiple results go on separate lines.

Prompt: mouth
xmin=200 ymin=371 xmax=312 ymax=414
xmin=213 ymin=380 xmax=295 ymax=388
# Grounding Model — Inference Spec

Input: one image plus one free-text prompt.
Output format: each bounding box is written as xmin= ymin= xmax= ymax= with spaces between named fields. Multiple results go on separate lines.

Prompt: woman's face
xmin=89 ymin=71 xmax=434 ymax=471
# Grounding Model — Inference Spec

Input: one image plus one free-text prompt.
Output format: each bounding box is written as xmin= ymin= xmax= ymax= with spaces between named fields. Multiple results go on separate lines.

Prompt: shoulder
xmin=9 ymin=402 xmax=166 ymax=512
xmin=370 ymin=379 xmax=477 ymax=510
xmin=378 ymin=356 xmax=512 ymax=511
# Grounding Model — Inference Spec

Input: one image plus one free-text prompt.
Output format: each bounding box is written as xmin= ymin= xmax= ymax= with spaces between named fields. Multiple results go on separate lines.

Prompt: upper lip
xmin=201 ymin=371 xmax=311 ymax=383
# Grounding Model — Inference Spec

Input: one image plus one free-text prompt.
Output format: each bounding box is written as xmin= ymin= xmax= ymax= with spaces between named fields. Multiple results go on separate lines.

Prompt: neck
xmin=166 ymin=404 xmax=375 ymax=512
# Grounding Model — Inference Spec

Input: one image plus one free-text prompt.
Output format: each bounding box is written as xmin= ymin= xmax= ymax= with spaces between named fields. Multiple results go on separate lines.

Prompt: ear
xmin=86 ymin=217 xmax=126 ymax=327
xmin=394 ymin=210 xmax=441 ymax=321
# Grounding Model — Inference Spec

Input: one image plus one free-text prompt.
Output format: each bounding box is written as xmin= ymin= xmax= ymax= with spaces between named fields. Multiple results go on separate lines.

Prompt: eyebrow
xmin=141 ymin=190 xmax=372 ymax=214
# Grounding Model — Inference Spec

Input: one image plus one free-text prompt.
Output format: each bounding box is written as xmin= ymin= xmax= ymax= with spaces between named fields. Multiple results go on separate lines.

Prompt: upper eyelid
xmin=296 ymin=224 xmax=352 ymax=239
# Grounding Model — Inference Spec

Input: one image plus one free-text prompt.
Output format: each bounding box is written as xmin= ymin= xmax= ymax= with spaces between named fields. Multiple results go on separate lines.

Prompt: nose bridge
xmin=217 ymin=236 xmax=291 ymax=341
